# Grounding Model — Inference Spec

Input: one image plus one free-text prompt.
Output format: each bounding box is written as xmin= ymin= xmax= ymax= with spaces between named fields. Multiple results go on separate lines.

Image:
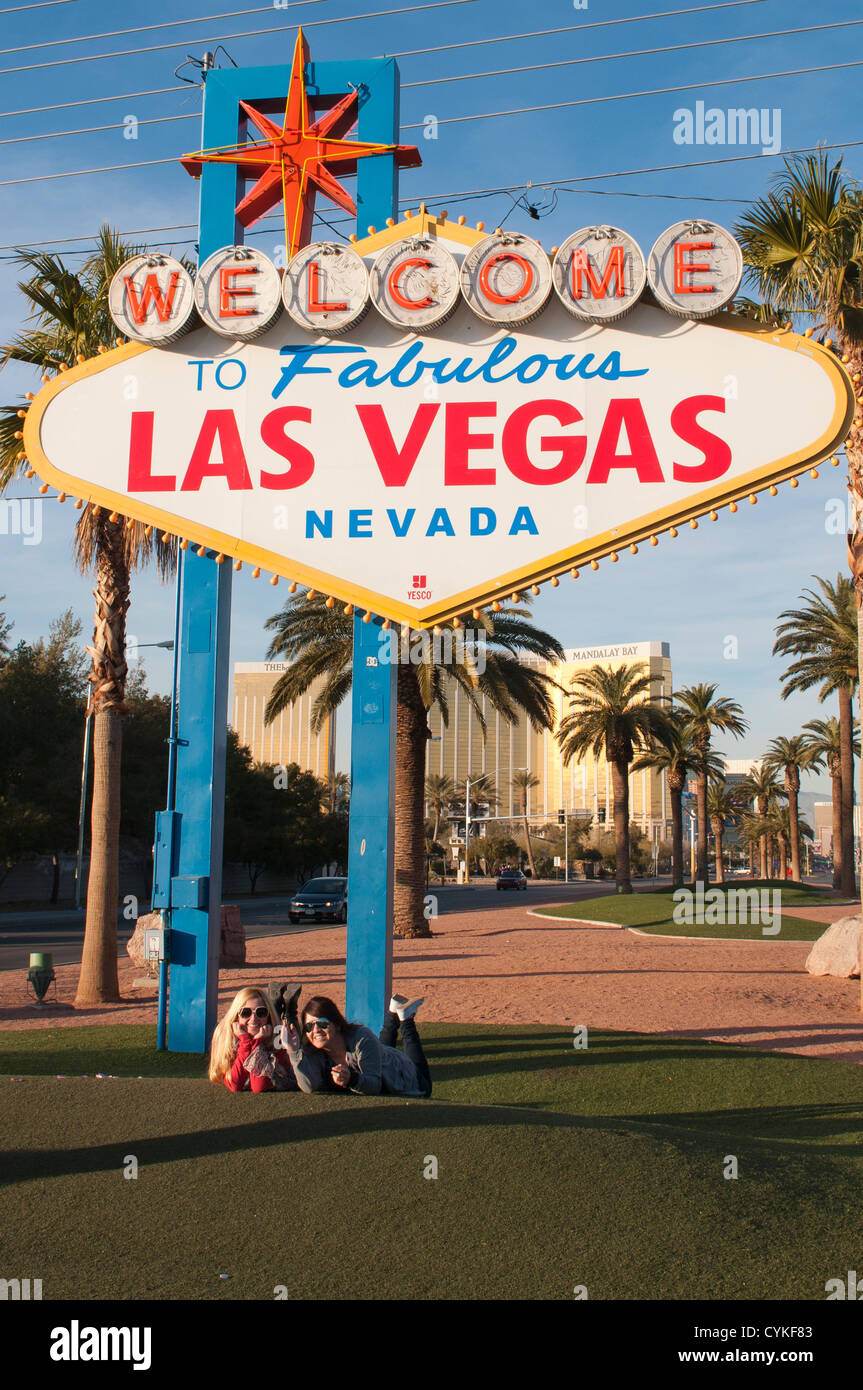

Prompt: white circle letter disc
xmin=283 ymin=242 xmax=370 ymax=335
xmin=370 ymin=237 xmax=461 ymax=331
xmin=108 ymin=254 xmax=197 ymax=344
xmin=195 ymin=245 xmax=283 ymax=339
xmin=459 ymin=233 xmax=551 ymax=326
xmin=552 ymin=227 xmax=646 ymax=323
xmin=647 ymin=221 xmax=743 ymax=318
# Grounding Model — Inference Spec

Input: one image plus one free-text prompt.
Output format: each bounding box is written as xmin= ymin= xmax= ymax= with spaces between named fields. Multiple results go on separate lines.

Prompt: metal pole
xmin=464 ymin=776 xmax=471 ymax=883
xmin=565 ymin=813 xmax=569 ymax=883
xmin=74 ymin=706 xmax=93 ymax=911
xmin=157 ymin=554 xmax=184 ymax=1051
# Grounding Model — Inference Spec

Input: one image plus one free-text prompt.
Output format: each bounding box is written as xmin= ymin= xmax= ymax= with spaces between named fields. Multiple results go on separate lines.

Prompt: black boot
xmin=267 ymin=981 xmax=302 ymax=1032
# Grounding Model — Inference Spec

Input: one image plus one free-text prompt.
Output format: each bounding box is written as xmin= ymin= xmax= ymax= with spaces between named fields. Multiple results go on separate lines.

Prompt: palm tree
xmin=740 ymin=763 xmax=786 ymax=880
xmin=424 ymin=773 xmax=455 ymax=845
xmin=558 ymin=664 xmax=672 ymax=894
xmin=801 ymin=716 xmax=860 ymax=886
xmin=631 ymin=714 xmax=723 ymax=887
xmin=762 ymin=735 xmax=816 ymax=882
xmin=321 ymin=771 xmax=350 ymax=816
xmin=263 ymin=596 xmax=563 ymax=937
xmin=0 ymin=598 xmax=12 ymax=660
xmin=706 ymin=781 xmax=741 ymax=884
xmin=673 ymin=684 xmax=748 ymax=885
xmin=773 ymin=575 xmax=857 ymax=894
xmin=0 ymin=230 xmax=176 ymax=1004
xmin=511 ymin=769 xmax=540 ymax=878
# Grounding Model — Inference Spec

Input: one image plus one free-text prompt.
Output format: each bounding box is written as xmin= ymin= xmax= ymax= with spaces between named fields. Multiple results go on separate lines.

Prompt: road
xmin=0 ymin=877 xmax=636 ymax=973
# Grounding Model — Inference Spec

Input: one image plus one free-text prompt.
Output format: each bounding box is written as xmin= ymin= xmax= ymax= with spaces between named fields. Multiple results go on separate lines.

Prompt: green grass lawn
xmin=533 ymin=882 xmax=849 ymax=940
xmin=1 ymin=1023 xmax=862 ymax=1300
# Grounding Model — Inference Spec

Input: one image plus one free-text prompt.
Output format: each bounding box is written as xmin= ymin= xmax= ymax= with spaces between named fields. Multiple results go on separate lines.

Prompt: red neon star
xmin=181 ymin=28 xmax=421 ymax=255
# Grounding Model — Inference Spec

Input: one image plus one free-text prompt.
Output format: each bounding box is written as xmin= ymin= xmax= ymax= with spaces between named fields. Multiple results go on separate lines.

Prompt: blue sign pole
xmin=158 ymin=51 xmax=402 ymax=1050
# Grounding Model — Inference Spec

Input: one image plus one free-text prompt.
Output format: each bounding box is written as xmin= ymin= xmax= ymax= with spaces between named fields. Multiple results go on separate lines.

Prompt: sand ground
xmin=2 ymin=898 xmax=861 ymax=1063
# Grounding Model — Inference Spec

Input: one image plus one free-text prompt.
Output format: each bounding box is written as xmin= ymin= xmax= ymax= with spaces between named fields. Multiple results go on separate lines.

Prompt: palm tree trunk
xmin=696 ymin=765 xmax=709 ymax=885
xmin=830 ymin=763 xmax=843 ymax=891
xmin=670 ymin=787 xmax=684 ymax=887
xmin=75 ymin=707 xmax=122 ymax=1003
xmin=778 ymin=837 xmax=787 ymax=880
xmin=787 ymin=773 xmax=801 ymax=882
xmin=759 ymin=825 xmax=768 ymax=880
xmin=75 ymin=530 xmax=129 ymax=1007
xmin=838 ymin=682 xmax=856 ymax=896
xmin=393 ymin=665 xmax=431 ymax=939
xmin=522 ymin=798 xmax=537 ymax=879
xmin=711 ymin=820 xmax=725 ymax=883
xmin=611 ymin=759 xmax=632 ymax=893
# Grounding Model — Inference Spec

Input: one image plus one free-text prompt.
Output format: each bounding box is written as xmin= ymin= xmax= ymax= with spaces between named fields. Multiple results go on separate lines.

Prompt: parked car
xmin=289 ymin=877 xmax=347 ymax=924
xmin=496 ymin=868 xmax=527 ymax=891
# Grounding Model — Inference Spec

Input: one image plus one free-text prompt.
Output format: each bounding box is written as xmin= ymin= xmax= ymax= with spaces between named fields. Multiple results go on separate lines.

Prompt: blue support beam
xmin=345 ymin=616 xmax=397 ymax=1030
xmin=165 ymin=48 xmax=402 ymax=1049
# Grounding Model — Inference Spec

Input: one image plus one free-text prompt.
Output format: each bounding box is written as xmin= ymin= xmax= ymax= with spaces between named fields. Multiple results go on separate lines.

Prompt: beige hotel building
xmin=232 ymin=662 xmax=336 ymax=779
xmin=426 ymin=641 xmax=673 ymax=841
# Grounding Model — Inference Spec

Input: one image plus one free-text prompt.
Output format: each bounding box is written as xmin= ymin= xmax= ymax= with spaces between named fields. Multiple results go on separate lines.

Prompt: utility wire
xmin=2 ymin=55 xmax=858 ymax=186
xmin=385 ymin=0 xmax=777 ymax=58
xmin=3 ymin=138 xmax=860 ymax=257
xmin=5 ymin=17 xmax=857 ymax=147
xmin=0 ymin=0 xmax=77 ymax=11
xmin=0 ymin=0 xmax=782 ymax=120
xmin=0 ymin=1 xmax=326 ymax=57
xmin=401 ymin=19 xmax=863 ymax=89
xmin=400 ymin=58 xmax=863 ymax=131
xmin=0 ymin=0 xmax=478 ymax=76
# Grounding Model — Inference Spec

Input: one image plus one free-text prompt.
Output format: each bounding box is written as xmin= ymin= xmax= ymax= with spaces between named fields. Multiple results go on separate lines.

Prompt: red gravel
xmin=2 ymin=900 xmax=861 ymax=1063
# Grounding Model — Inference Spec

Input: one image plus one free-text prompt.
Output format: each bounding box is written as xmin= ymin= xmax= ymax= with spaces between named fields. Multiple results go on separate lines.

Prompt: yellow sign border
xmin=24 ymin=214 xmax=855 ymax=628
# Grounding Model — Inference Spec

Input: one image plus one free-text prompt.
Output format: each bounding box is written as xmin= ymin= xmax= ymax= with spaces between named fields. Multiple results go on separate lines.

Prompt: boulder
xmin=805 ymin=915 xmax=861 ymax=978
xmin=220 ymin=905 xmax=246 ymax=967
xmin=125 ymin=906 xmax=246 ymax=968
xmin=126 ymin=911 xmax=160 ymax=968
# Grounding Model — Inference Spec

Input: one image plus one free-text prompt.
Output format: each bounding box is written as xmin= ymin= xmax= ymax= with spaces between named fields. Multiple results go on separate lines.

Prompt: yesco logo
xmin=50 ymin=1321 xmax=152 ymax=1372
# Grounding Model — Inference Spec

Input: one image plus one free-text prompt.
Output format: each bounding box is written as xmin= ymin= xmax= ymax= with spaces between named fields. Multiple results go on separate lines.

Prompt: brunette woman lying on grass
xmin=279 ymin=992 xmax=432 ymax=1098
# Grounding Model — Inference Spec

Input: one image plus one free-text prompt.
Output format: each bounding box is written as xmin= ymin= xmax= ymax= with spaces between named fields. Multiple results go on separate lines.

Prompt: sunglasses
xmin=238 ymin=1006 xmax=270 ymax=1020
xmin=305 ymin=1017 xmax=331 ymax=1031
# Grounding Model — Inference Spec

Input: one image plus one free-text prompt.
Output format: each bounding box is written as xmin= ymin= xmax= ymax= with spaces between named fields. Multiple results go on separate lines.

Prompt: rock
xmin=126 ymin=906 xmax=246 ymax=968
xmin=126 ymin=912 xmax=161 ymax=968
xmin=220 ymin=905 xmax=245 ymax=967
xmin=805 ymin=915 xmax=861 ymax=978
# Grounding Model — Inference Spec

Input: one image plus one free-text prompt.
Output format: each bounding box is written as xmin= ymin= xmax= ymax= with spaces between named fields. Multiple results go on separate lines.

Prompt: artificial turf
xmin=1 ymin=1023 xmax=862 ymax=1300
xmin=534 ymin=883 xmax=848 ymax=940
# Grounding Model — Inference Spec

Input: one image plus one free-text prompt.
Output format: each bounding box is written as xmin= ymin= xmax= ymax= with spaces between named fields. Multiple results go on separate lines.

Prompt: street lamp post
xmin=464 ymin=772 xmax=492 ymax=884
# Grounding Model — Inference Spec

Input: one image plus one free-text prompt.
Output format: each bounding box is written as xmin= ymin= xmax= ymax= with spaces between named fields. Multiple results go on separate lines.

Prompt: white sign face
xmin=27 ymin=296 xmax=851 ymax=628
xmin=194 ymin=245 xmax=283 ymax=339
xmin=460 ymin=232 xmax=552 ymax=325
xmin=282 ymin=243 xmax=370 ymax=335
xmin=552 ymin=228 xmax=646 ymax=323
xmin=648 ymin=221 xmax=742 ymax=319
xmin=370 ymin=237 xmax=461 ymax=331
xmin=108 ymin=255 xmax=197 ymax=344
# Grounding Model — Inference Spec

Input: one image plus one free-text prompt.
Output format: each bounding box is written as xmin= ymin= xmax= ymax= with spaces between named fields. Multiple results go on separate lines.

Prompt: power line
xmin=0 ymin=2 xmax=326 ymax=57
xmin=400 ymin=58 xmax=863 ymax=131
xmin=0 ymin=0 xmax=77 ymax=12
xmin=0 ymin=0 xmax=478 ymax=76
xmin=385 ymin=0 xmax=777 ymax=59
xmin=2 ymin=138 xmax=860 ymax=257
xmin=0 ymin=0 xmax=780 ymax=121
xmin=3 ymin=55 xmax=857 ymax=188
xmin=6 ymin=17 xmax=857 ymax=149
xmin=401 ymin=19 xmax=863 ymax=90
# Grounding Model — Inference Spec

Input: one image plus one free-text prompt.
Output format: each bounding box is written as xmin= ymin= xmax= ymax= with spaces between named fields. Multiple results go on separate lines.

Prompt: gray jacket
xmin=287 ymin=1023 xmax=425 ymax=1097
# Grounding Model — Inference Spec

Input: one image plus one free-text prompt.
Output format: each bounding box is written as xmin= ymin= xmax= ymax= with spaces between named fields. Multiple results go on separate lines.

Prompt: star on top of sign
xmin=180 ymin=28 xmax=422 ymax=257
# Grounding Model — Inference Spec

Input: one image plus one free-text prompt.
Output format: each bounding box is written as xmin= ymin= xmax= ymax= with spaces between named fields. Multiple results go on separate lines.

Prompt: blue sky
xmin=1 ymin=0 xmax=861 ymax=787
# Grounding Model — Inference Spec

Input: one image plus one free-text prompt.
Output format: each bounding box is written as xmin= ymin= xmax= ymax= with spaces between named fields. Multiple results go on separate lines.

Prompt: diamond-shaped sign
xmin=24 ymin=216 xmax=853 ymax=627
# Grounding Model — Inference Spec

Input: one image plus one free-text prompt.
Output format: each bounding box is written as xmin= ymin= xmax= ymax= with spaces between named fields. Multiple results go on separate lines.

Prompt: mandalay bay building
xmin=425 ymin=641 xmax=674 ymax=842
